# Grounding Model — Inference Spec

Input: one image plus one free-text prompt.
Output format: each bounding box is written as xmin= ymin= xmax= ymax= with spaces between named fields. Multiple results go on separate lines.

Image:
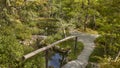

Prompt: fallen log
xmin=23 ymin=36 xmax=76 ymax=60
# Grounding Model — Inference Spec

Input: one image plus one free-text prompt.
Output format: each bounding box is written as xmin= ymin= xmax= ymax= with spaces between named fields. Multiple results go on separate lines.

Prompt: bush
xmin=0 ymin=36 xmax=24 ymax=68
xmin=89 ymin=35 xmax=120 ymax=68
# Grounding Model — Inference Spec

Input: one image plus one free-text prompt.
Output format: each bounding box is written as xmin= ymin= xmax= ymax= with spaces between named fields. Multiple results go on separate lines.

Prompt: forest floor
xmin=62 ymin=30 xmax=99 ymax=68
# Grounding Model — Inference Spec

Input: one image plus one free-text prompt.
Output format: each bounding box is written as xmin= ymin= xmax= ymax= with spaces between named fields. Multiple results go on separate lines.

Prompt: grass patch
xmin=58 ymin=39 xmax=84 ymax=60
xmin=77 ymin=28 xmax=98 ymax=34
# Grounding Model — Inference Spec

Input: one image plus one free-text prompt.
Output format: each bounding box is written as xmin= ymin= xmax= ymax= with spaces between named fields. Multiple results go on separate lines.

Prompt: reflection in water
xmin=48 ymin=53 xmax=62 ymax=68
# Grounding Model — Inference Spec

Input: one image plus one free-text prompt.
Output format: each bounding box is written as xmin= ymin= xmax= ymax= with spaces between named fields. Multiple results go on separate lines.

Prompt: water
xmin=48 ymin=53 xmax=62 ymax=68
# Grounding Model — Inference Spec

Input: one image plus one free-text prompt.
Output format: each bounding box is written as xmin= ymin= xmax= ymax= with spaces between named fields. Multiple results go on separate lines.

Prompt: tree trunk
xmin=83 ymin=0 xmax=90 ymax=31
xmin=83 ymin=14 xmax=89 ymax=31
xmin=88 ymin=0 xmax=90 ymax=5
xmin=93 ymin=15 xmax=96 ymax=29
xmin=114 ymin=51 xmax=120 ymax=62
xmin=81 ymin=0 xmax=84 ymax=9
xmin=63 ymin=28 xmax=66 ymax=38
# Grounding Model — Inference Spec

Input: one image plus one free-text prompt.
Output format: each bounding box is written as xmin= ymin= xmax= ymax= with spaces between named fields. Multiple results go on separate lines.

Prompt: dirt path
xmin=62 ymin=31 xmax=99 ymax=68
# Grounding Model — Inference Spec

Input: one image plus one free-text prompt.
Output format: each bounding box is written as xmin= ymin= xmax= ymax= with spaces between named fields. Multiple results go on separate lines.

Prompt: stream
xmin=48 ymin=53 xmax=63 ymax=68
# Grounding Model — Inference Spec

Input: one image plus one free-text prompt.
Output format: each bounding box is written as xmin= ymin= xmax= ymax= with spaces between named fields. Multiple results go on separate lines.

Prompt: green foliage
xmin=37 ymin=21 xmax=60 ymax=35
xmin=89 ymin=34 xmax=120 ymax=68
xmin=0 ymin=0 xmax=120 ymax=67
xmin=0 ymin=36 xmax=24 ymax=67
xmin=98 ymin=56 xmax=120 ymax=68
xmin=41 ymin=33 xmax=63 ymax=45
xmin=88 ymin=0 xmax=120 ymax=67
xmin=23 ymin=53 xmax=45 ymax=68
xmin=90 ymin=34 xmax=120 ymax=61
xmin=58 ymin=39 xmax=83 ymax=60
